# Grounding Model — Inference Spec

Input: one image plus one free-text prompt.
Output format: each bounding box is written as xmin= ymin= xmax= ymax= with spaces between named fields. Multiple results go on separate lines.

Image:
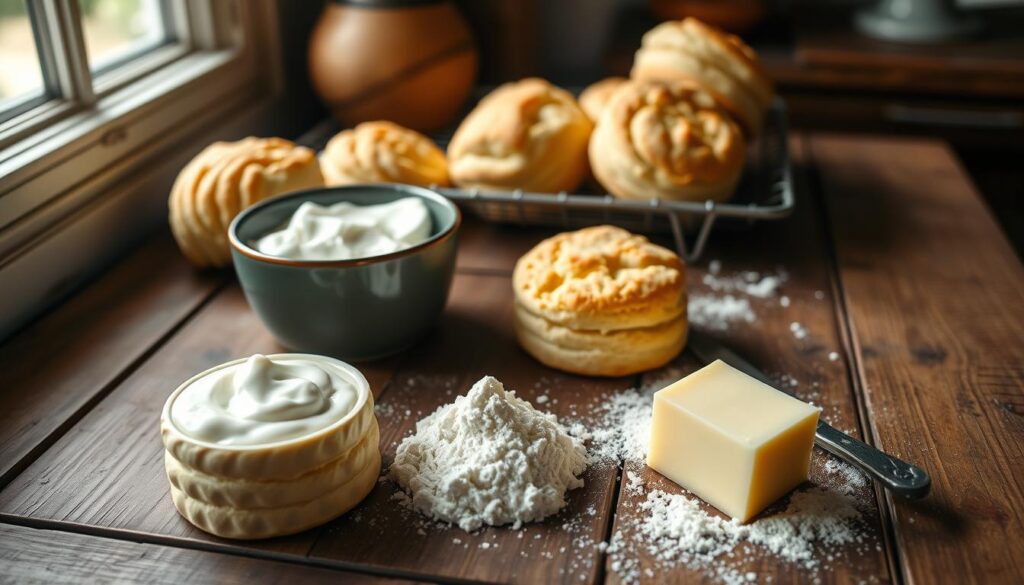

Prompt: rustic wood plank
xmin=812 ymin=134 xmax=1024 ymax=584
xmin=604 ymin=137 xmax=893 ymax=584
xmin=0 ymin=233 xmax=222 ymax=487
xmin=0 ymin=284 xmax=402 ymax=559
xmin=0 ymin=523 xmax=407 ymax=584
xmin=0 ymin=271 xmax=625 ymax=583
xmin=309 ymin=273 xmax=630 ymax=584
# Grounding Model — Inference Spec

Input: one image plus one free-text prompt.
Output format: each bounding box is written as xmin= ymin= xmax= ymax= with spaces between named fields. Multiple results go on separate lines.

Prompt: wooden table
xmin=0 ymin=133 xmax=1021 ymax=584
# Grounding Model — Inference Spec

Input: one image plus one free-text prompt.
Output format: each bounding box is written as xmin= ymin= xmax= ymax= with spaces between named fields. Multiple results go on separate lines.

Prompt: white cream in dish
xmin=254 ymin=197 xmax=431 ymax=261
xmin=170 ymin=354 xmax=360 ymax=446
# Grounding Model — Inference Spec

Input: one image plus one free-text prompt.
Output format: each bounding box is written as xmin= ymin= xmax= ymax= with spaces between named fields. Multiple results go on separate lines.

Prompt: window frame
xmin=0 ymin=0 xmax=289 ymax=340
xmin=0 ymin=0 xmax=275 ymax=249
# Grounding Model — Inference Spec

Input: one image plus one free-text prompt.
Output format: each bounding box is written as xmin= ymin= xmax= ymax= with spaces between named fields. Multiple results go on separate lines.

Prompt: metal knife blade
xmin=687 ymin=330 xmax=931 ymax=499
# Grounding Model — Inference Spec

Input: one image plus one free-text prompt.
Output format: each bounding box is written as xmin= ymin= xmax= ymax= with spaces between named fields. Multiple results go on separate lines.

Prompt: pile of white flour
xmin=389 ymin=376 xmax=587 ymax=532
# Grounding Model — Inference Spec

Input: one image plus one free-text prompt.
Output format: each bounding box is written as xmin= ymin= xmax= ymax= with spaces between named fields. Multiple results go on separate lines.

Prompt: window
xmin=80 ymin=0 xmax=172 ymax=73
xmin=0 ymin=0 xmax=287 ymax=339
xmin=0 ymin=1 xmax=48 ymax=123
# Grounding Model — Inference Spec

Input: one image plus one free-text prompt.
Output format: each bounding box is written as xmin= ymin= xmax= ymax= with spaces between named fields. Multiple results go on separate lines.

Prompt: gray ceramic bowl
xmin=228 ymin=184 xmax=460 ymax=361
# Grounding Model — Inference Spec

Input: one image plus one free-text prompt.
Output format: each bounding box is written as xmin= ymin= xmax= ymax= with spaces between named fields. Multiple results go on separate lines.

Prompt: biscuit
xmin=514 ymin=225 xmax=686 ymax=331
xmin=513 ymin=226 xmax=687 ymax=376
xmin=320 ymin=121 xmax=449 ymax=187
xmin=169 ymin=138 xmax=324 ymax=268
xmin=515 ymin=304 xmax=688 ymax=377
xmin=447 ymin=78 xmax=593 ymax=193
xmin=589 ymin=79 xmax=745 ymax=203
xmin=578 ymin=77 xmax=628 ymax=122
xmin=631 ymin=18 xmax=774 ymax=136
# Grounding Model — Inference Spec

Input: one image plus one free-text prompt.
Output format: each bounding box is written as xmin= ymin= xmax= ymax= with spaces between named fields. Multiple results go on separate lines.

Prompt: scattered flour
xmin=568 ymin=375 xmax=873 ymax=585
xmin=688 ymin=261 xmax=788 ymax=331
xmin=608 ymin=482 xmax=869 ymax=585
xmin=569 ymin=368 xmax=681 ymax=464
xmin=822 ymin=458 xmax=870 ymax=496
xmin=790 ymin=321 xmax=809 ymax=340
xmin=389 ymin=376 xmax=587 ymax=532
xmin=688 ymin=294 xmax=756 ymax=331
xmin=701 ymin=267 xmax=786 ymax=298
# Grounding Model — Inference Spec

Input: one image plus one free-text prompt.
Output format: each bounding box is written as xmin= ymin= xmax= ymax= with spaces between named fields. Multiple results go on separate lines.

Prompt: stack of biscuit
xmin=513 ymin=226 xmax=688 ymax=377
xmin=160 ymin=366 xmax=380 ymax=540
xmin=588 ymin=79 xmax=745 ymax=203
xmin=631 ymin=17 xmax=774 ymax=137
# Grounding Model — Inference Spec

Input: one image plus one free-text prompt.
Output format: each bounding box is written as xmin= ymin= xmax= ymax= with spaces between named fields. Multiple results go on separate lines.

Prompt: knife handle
xmin=815 ymin=421 xmax=931 ymax=499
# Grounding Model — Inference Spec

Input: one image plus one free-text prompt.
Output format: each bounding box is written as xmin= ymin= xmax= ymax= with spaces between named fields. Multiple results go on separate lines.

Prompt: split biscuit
xmin=513 ymin=226 xmax=687 ymax=377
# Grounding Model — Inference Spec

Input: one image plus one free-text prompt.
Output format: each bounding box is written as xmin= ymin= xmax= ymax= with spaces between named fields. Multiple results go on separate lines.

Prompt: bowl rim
xmin=228 ymin=183 xmax=461 ymax=268
xmin=161 ymin=353 xmax=371 ymax=452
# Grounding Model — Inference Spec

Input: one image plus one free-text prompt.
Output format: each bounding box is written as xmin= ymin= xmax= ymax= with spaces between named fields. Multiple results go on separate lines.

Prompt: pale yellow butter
xmin=647 ymin=359 xmax=820 ymax=522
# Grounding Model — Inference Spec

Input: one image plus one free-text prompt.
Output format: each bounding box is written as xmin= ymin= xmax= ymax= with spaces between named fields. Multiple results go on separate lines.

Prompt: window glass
xmin=79 ymin=0 xmax=169 ymax=73
xmin=0 ymin=0 xmax=45 ymax=114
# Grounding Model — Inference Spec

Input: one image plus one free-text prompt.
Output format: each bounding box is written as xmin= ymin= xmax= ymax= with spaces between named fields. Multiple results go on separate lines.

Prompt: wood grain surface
xmin=0 ymin=523 xmax=406 ymax=584
xmin=813 ymin=135 xmax=1024 ymax=584
xmin=0 ymin=234 xmax=222 ymax=487
xmin=604 ymin=138 xmax=891 ymax=584
xmin=0 ymin=132 xmax=1020 ymax=584
xmin=310 ymin=273 xmax=630 ymax=584
xmin=0 ymin=287 xmax=326 ymax=557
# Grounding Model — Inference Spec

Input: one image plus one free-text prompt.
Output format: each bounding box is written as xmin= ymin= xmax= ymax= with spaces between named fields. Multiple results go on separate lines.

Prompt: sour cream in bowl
xmin=229 ymin=184 xmax=460 ymax=361
xmin=254 ymin=198 xmax=432 ymax=261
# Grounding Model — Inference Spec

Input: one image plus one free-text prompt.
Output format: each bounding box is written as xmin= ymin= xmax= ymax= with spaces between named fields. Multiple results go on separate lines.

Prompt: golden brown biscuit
xmin=631 ymin=18 xmax=774 ymax=136
xmin=169 ymin=138 xmax=323 ymax=268
xmin=578 ymin=77 xmax=628 ymax=122
xmin=320 ymin=121 xmax=449 ymax=187
xmin=447 ymin=78 xmax=593 ymax=193
xmin=513 ymin=226 xmax=687 ymax=376
xmin=589 ymin=79 xmax=745 ymax=203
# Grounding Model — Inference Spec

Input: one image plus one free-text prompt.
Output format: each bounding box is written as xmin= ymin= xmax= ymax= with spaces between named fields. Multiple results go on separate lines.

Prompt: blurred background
xmin=2 ymin=0 xmax=1021 ymax=255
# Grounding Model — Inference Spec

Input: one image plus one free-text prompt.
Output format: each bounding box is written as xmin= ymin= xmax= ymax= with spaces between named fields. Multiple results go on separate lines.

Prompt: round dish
xmin=160 ymin=354 xmax=376 ymax=481
xmin=228 ymin=184 xmax=460 ymax=361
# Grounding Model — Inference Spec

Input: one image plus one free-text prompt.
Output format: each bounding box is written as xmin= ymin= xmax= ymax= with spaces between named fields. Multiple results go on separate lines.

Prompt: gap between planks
xmin=803 ymin=133 xmax=905 ymax=585
xmin=0 ymin=278 xmax=229 ymax=490
xmin=0 ymin=267 xmax=630 ymax=585
xmin=0 ymin=513 xmax=472 ymax=585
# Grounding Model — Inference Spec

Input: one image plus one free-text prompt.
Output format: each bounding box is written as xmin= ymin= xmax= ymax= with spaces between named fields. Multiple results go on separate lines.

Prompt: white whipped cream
xmin=170 ymin=355 xmax=361 ymax=446
xmin=254 ymin=197 xmax=431 ymax=261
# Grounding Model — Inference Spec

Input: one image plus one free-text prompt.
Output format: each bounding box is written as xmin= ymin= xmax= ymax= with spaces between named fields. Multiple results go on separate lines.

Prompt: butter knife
xmin=687 ymin=331 xmax=931 ymax=499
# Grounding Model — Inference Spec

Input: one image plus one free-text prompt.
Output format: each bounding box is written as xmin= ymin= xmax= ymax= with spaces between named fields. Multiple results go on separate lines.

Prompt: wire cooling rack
xmin=301 ymin=97 xmax=794 ymax=263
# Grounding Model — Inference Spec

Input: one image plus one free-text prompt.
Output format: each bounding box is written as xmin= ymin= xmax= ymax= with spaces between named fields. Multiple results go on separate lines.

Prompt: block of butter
xmin=647 ymin=359 xmax=820 ymax=522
